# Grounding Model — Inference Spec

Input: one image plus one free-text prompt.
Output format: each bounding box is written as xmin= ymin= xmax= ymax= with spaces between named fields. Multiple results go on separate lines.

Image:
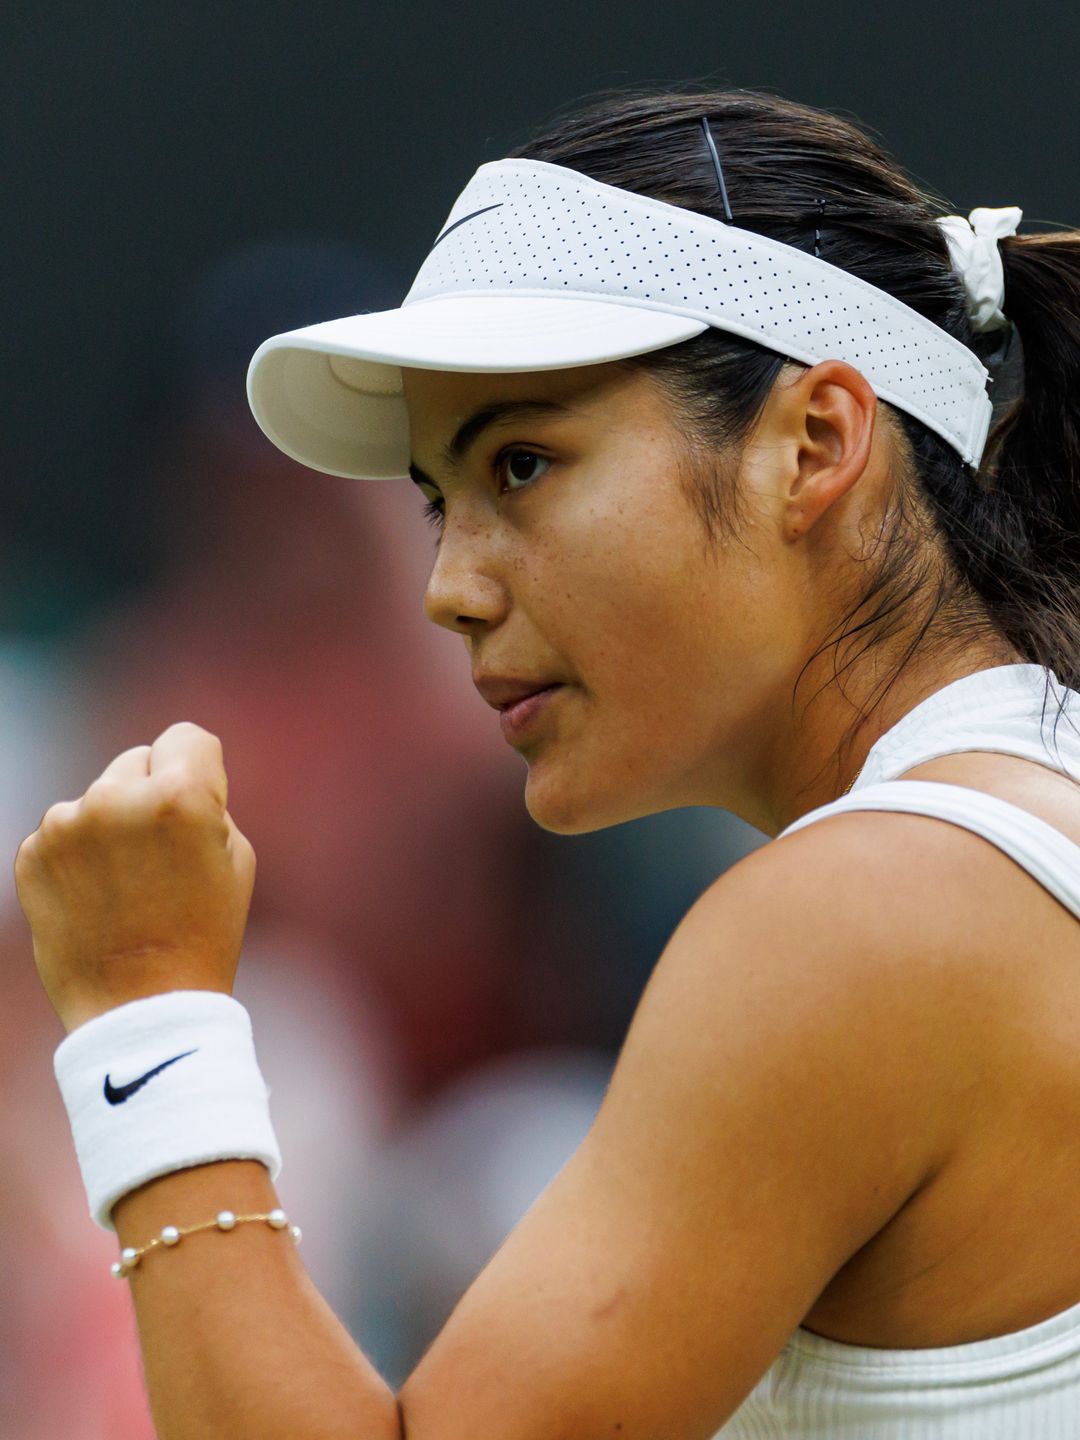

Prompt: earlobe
xmin=783 ymin=361 xmax=877 ymax=542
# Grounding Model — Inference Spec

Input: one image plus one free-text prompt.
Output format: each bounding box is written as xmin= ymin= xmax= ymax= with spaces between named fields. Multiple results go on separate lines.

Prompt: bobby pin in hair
xmin=814 ymin=198 xmax=827 ymax=258
xmin=700 ymin=116 xmax=735 ymax=224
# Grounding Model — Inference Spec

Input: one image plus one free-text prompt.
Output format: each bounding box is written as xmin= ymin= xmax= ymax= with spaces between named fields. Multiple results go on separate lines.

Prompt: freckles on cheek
xmin=536 ymin=449 xmax=701 ymax=663
xmin=573 ymin=564 xmax=691 ymax=697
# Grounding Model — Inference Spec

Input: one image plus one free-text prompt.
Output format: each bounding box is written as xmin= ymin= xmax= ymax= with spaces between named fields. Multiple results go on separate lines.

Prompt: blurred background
xmin=1 ymin=2 xmax=1077 ymax=1433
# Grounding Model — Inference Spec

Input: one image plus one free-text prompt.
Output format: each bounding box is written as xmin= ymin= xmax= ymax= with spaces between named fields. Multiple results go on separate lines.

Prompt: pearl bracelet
xmin=112 ymin=1207 xmax=302 ymax=1278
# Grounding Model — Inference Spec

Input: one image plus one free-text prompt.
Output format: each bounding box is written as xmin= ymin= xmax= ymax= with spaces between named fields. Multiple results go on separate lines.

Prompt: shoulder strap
xmin=780 ymin=780 xmax=1080 ymax=923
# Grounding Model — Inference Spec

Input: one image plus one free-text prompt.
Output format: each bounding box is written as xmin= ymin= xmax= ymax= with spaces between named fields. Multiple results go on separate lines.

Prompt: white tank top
xmin=716 ymin=662 xmax=1080 ymax=1438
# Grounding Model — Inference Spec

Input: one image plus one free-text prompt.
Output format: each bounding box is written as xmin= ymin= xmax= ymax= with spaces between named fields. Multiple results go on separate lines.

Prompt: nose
xmin=423 ymin=521 xmax=510 ymax=637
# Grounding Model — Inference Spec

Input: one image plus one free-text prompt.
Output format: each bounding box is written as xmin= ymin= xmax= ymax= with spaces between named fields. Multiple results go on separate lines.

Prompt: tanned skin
xmin=16 ymin=360 xmax=1080 ymax=1439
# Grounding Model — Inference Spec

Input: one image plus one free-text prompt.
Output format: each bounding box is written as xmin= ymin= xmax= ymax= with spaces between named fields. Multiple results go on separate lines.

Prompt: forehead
xmin=401 ymin=361 xmax=650 ymax=449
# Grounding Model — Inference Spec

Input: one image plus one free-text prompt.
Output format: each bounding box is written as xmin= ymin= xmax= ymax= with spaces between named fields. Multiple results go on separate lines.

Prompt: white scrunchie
xmin=937 ymin=206 xmax=1023 ymax=333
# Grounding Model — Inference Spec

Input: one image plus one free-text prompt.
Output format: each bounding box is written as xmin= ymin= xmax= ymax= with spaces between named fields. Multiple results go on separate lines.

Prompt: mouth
xmin=473 ymin=674 xmax=564 ymax=710
xmin=472 ymin=672 xmax=569 ymax=745
xmin=496 ymin=683 xmax=564 ymax=742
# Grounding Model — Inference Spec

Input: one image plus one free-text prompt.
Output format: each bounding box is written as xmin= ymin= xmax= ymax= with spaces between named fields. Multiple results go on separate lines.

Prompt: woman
xmin=16 ymin=89 xmax=1080 ymax=1437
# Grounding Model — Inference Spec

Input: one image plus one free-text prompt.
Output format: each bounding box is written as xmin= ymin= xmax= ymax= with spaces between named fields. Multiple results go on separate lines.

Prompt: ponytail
xmin=933 ymin=232 xmax=1080 ymax=690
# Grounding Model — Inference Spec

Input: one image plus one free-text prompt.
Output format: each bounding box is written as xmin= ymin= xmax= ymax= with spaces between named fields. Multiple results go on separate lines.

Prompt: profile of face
xmin=402 ymin=359 xmax=884 ymax=835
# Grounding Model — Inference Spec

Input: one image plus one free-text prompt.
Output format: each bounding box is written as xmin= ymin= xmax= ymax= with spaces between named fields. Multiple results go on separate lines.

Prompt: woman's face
xmin=402 ymin=361 xmax=810 ymax=834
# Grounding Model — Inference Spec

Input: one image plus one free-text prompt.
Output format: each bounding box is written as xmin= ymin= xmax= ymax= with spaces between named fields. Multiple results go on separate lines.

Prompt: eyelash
xmin=419 ymin=447 xmax=551 ymax=533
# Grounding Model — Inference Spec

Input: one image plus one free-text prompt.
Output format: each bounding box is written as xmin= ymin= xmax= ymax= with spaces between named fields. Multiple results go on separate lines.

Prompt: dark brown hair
xmin=510 ymin=89 xmax=1080 ymax=761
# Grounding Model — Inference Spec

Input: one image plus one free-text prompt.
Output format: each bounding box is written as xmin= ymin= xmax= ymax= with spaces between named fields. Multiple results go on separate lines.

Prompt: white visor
xmin=247 ymin=158 xmax=993 ymax=480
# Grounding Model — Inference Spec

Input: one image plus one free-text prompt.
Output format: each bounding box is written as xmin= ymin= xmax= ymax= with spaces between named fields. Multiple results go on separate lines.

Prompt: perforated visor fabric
xmin=247 ymin=158 xmax=992 ymax=480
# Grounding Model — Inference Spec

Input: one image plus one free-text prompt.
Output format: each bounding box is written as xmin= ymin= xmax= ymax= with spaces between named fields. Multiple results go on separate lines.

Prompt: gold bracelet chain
xmin=113 ymin=1208 xmax=301 ymax=1279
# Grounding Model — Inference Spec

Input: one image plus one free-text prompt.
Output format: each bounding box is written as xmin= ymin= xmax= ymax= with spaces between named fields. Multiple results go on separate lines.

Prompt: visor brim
xmin=246 ymin=294 xmax=706 ymax=480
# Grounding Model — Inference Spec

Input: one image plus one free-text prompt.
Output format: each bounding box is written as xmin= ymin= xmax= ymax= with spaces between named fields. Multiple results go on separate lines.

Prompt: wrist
xmin=62 ymin=980 xmax=235 ymax=1035
xmin=112 ymin=1158 xmax=276 ymax=1236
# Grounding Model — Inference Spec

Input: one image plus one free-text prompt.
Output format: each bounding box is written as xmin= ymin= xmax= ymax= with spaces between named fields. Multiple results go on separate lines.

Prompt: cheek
xmin=541 ymin=491 xmax=784 ymax=762
xmin=538 ymin=482 xmax=724 ymax=696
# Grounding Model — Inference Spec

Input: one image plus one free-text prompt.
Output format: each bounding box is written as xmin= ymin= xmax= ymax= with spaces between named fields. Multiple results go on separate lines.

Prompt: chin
xmin=522 ymin=764 xmax=658 ymax=836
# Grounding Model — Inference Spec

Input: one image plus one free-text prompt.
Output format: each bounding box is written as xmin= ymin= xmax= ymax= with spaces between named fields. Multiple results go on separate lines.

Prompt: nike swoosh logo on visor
xmin=103 ymin=1049 xmax=199 ymax=1106
xmin=429 ymin=203 xmax=503 ymax=251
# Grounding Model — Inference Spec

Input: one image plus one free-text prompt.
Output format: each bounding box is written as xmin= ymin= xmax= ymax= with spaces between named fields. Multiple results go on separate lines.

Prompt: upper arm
xmin=397 ymin=814 xmax=979 ymax=1440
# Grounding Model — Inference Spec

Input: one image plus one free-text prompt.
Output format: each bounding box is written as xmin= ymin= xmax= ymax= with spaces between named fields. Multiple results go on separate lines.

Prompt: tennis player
xmin=16 ymin=89 xmax=1080 ymax=1437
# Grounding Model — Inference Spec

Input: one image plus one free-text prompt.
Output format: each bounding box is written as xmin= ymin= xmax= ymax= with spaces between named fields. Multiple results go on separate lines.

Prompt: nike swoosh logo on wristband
xmin=103 ymin=1049 xmax=199 ymax=1106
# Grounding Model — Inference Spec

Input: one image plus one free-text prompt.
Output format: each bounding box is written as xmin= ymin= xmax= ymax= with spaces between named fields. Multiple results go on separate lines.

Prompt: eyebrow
xmin=408 ymin=399 xmax=574 ymax=489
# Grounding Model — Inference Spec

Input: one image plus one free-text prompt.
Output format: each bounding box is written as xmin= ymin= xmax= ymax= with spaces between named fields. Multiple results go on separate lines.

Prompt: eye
xmin=497 ymin=448 xmax=551 ymax=493
xmin=416 ymin=485 xmax=444 ymax=533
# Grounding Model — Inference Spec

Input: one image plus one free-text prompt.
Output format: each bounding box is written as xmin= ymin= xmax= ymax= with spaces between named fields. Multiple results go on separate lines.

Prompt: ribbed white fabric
xmin=54 ymin=991 xmax=281 ymax=1229
xmin=843 ymin=662 xmax=1080 ymax=795
xmin=784 ymin=778 xmax=1080 ymax=922
xmin=716 ymin=663 xmax=1080 ymax=1437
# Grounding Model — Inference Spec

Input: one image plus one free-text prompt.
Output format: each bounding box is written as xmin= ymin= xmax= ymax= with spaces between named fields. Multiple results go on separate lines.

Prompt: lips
xmin=473 ymin=675 xmax=564 ymax=711
xmin=497 ymin=684 xmax=563 ymax=743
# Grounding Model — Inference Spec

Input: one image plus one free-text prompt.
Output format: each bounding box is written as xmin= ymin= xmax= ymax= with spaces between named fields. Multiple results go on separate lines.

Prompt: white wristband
xmin=54 ymin=990 xmax=282 ymax=1230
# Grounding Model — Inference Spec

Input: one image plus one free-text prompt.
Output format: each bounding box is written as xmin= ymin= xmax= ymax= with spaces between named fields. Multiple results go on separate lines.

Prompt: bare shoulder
xmin=644 ymin=796 xmax=1063 ymax=1172
xmin=396 ymin=809 xmax=993 ymax=1439
xmin=652 ymin=801 xmax=1034 ymax=1097
xmin=609 ymin=804 xmax=996 ymax=1187
xmin=726 ymin=781 xmax=1079 ymax=1000
xmin=705 ymin=797 xmax=1011 ymax=954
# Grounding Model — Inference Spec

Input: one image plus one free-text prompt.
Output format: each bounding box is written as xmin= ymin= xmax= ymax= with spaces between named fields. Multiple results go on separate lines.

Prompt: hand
xmin=14 ymin=722 xmax=256 ymax=1033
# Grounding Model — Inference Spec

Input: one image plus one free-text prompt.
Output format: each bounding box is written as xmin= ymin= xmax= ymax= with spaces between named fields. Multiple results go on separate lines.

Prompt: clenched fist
xmin=14 ymin=722 xmax=256 ymax=1033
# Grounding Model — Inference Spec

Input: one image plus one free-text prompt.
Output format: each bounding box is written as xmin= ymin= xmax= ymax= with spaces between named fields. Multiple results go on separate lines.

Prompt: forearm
xmin=113 ymin=1159 xmax=400 ymax=1440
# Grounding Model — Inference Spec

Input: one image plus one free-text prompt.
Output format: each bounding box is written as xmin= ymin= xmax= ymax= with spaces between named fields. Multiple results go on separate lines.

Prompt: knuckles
xmin=158 ymin=720 xmax=223 ymax=754
xmin=39 ymin=799 xmax=82 ymax=837
xmin=149 ymin=772 xmax=220 ymax=824
xmin=81 ymin=777 xmax=133 ymax=819
xmin=13 ymin=831 xmax=38 ymax=881
xmin=19 ymin=724 xmax=230 ymax=863
xmin=27 ymin=775 xmax=222 ymax=849
xmin=15 ymin=801 xmax=81 ymax=876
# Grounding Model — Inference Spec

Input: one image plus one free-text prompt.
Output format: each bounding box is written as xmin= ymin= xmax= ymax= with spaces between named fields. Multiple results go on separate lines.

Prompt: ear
xmin=763 ymin=361 xmax=878 ymax=542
